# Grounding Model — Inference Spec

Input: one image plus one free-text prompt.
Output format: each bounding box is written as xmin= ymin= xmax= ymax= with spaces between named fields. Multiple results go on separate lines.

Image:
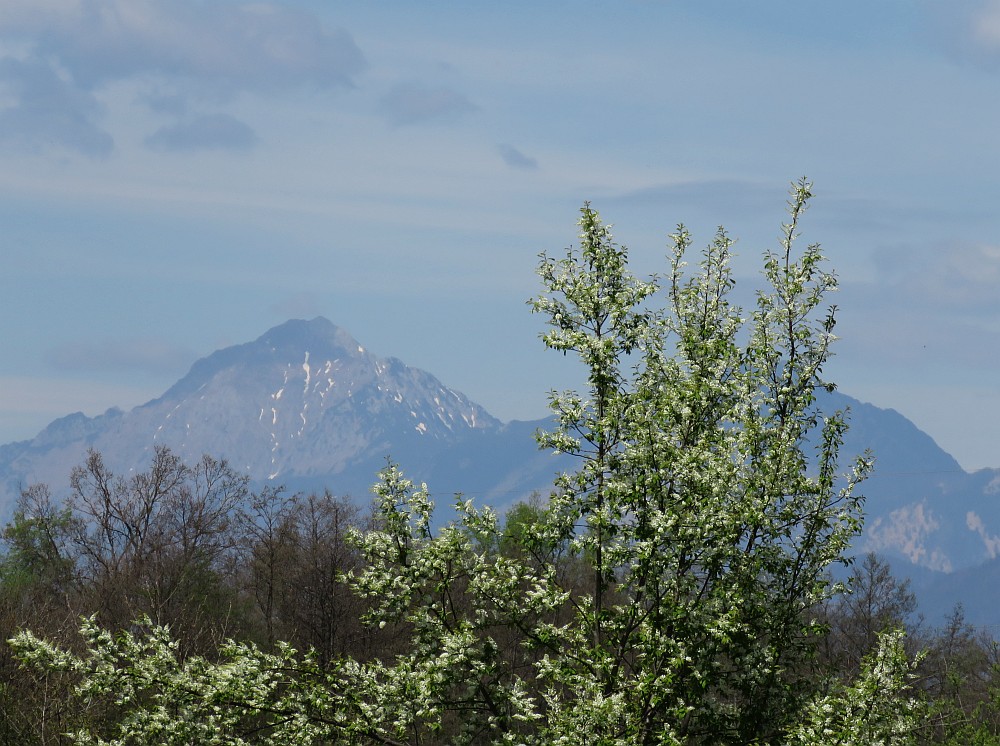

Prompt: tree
xmin=819 ymin=552 xmax=918 ymax=677
xmin=788 ymin=629 xmax=923 ymax=746
xmin=63 ymin=446 xmax=250 ymax=651
xmin=502 ymin=179 xmax=876 ymax=742
xmin=238 ymin=488 xmax=370 ymax=663
xmin=0 ymin=484 xmax=82 ymax=744
xmin=239 ymin=484 xmax=294 ymax=649
xmin=278 ymin=491 xmax=366 ymax=664
xmin=10 ymin=181 xmax=922 ymax=744
xmin=918 ymin=605 xmax=1000 ymax=745
xmin=0 ymin=483 xmax=79 ymax=621
xmin=11 ymin=616 xmax=347 ymax=746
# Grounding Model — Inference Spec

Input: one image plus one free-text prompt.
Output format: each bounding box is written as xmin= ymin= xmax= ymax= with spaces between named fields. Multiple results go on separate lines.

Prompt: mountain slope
xmin=829 ymin=390 xmax=1000 ymax=573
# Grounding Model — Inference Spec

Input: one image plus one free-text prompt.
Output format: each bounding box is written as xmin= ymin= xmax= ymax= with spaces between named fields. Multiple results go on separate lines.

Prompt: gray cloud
xmin=0 ymin=0 xmax=366 ymax=154
xmin=498 ymin=144 xmax=538 ymax=170
xmin=377 ymin=81 xmax=477 ymax=126
xmin=145 ymin=114 xmax=258 ymax=153
xmin=0 ymin=56 xmax=113 ymax=156
xmin=45 ymin=338 xmax=195 ymax=376
xmin=0 ymin=1 xmax=366 ymax=92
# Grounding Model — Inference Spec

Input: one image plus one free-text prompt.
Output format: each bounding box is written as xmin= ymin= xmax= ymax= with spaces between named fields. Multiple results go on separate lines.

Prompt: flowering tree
xmin=9 ymin=181 xmax=921 ymax=745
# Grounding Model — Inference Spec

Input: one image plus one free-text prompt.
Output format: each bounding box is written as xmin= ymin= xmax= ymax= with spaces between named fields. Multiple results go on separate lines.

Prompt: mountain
xmin=831 ymin=392 xmax=1000 ymax=576
xmin=3 ymin=317 xmax=1000 ymax=623
xmin=0 ymin=318 xmax=565 ymax=515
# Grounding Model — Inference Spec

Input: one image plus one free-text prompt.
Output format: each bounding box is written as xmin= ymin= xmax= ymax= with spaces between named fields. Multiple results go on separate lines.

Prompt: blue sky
xmin=2 ymin=1 xmax=1000 ymax=470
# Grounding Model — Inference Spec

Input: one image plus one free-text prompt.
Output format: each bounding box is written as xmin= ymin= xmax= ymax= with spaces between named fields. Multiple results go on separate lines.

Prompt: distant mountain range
xmin=2 ymin=317 xmax=998 ymax=625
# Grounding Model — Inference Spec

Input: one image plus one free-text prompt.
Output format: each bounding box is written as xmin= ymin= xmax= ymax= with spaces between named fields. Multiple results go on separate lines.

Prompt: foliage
xmin=9 ymin=617 xmax=348 ymax=745
xmin=918 ymin=605 xmax=1000 ymax=745
xmin=788 ymin=629 xmax=923 ymax=746
xmin=1 ymin=483 xmax=78 ymax=616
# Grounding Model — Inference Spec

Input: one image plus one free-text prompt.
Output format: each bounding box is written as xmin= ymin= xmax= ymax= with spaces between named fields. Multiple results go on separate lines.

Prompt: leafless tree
xmin=65 ymin=447 xmax=249 ymax=648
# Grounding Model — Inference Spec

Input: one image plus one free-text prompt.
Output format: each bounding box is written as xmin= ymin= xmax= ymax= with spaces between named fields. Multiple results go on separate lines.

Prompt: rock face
xmin=828 ymin=390 xmax=1000 ymax=575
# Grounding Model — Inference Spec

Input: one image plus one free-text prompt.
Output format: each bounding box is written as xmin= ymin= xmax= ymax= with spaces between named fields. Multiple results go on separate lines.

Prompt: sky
xmin=2 ymin=1 xmax=1000 ymax=471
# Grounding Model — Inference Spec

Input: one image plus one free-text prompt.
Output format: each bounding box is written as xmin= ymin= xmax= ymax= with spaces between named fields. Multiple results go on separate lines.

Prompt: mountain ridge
xmin=2 ymin=317 xmax=1000 ymax=626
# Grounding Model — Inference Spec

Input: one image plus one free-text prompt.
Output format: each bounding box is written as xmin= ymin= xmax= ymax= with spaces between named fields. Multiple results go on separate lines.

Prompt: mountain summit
xmin=0 ymin=318 xmax=514 ymax=509
xmin=141 ymin=317 xmax=500 ymax=479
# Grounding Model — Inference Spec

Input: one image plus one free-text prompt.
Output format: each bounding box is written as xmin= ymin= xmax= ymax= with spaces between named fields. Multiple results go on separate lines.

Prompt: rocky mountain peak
xmin=255 ymin=317 xmax=365 ymax=359
xmin=0 ymin=320 xmax=508 ymax=506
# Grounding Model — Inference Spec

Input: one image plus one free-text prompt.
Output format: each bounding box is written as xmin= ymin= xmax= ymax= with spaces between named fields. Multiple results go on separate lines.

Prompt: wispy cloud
xmin=607 ymin=179 xmax=782 ymax=211
xmin=834 ymin=239 xmax=1000 ymax=379
xmin=971 ymin=0 xmax=1000 ymax=48
xmin=270 ymin=293 xmax=327 ymax=321
xmin=44 ymin=338 xmax=194 ymax=376
xmin=929 ymin=0 xmax=1000 ymax=67
xmin=145 ymin=114 xmax=258 ymax=153
xmin=0 ymin=376 xmax=160 ymax=442
xmin=377 ymin=81 xmax=477 ymax=126
xmin=498 ymin=144 xmax=538 ymax=170
xmin=139 ymin=90 xmax=189 ymax=117
xmin=873 ymin=242 xmax=1000 ymax=312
